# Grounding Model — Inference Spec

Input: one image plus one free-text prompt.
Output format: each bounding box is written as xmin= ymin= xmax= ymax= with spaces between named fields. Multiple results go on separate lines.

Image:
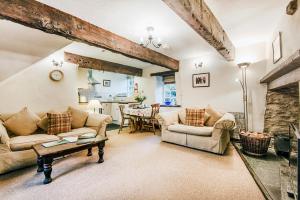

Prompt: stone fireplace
xmin=261 ymin=50 xmax=300 ymax=136
xmin=264 ymin=85 xmax=299 ymax=135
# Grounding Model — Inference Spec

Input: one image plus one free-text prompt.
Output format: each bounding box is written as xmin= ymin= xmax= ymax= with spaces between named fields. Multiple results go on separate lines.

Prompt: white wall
xmin=267 ymin=1 xmax=300 ymax=72
xmin=77 ymin=68 xmax=129 ymax=99
xmin=0 ymin=50 xmax=41 ymax=81
xmin=137 ymin=43 xmax=267 ymax=132
xmin=0 ymin=48 xmax=78 ymax=113
xmin=134 ymin=66 xmax=166 ymax=105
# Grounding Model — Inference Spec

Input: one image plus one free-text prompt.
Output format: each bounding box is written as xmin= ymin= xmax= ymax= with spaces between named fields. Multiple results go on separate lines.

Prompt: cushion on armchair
xmin=185 ymin=108 xmax=205 ymax=127
xmin=179 ymin=108 xmax=209 ymax=125
xmin=205 ymin=105 xmax=223 ymax=126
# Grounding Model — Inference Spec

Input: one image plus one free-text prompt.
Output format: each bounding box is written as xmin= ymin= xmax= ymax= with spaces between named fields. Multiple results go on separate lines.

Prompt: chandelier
xmin=140 ymin=26 xmax=162 ymax=48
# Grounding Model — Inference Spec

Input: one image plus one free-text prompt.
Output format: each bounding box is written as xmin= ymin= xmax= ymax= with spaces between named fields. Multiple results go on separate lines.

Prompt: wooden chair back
xmin=150 ymin=103 xmax=160 ymax=119
xmin=119 ymin=104 xmax=126 ymax=119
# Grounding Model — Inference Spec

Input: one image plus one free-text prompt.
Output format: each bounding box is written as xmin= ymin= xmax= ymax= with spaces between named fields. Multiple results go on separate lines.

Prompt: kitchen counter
xmin=79 ymin=101 xmax=137 ymax=104
xmin=100 ymin=101 xmax=137 ymax=104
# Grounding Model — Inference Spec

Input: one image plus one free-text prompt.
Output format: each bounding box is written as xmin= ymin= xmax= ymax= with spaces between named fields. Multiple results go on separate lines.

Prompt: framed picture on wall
xmin=103 ymin=80 xmax=111 ymax=87
xmin=192 ymin=73 xmax=210 ymax=88
xmin=272 ymin=32 xmax=282 ymax=64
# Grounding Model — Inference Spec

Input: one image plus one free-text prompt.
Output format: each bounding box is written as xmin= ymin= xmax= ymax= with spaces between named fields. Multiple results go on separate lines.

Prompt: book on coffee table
xmin=78 ymin=133 xmax=97 ymax=139
xmin=76 ymin=138 xmax=97 ymax=145
xmin=42 ymin=140 xmax=69 ymax=148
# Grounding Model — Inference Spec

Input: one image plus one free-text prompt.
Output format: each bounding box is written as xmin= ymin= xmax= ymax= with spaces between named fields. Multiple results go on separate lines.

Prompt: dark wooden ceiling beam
xmin=64 ymin=52 xmax=143 ymax=77
xmin=0 ymin=0 xmax=179 ymax=71
xmin=163 ymin=0 xmax=235 ymax=61
xmin=150 ymin=71 xmax=175 ymax=77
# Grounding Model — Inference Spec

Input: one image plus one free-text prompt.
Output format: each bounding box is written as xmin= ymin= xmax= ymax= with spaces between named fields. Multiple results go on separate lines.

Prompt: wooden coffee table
xmin=33 ymin=135 xmax=108 ymax=184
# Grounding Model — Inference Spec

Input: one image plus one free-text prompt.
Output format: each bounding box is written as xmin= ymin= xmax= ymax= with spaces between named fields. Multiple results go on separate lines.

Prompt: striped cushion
xmin=47 ymin=113 xmax=72 ymax=135
xmin=185 ymin=108 xmax=205 ymax=127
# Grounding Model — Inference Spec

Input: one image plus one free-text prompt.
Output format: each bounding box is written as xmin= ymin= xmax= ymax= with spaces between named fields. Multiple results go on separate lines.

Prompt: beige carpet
xmin=0 ymin=130 xmax=265 ymax=200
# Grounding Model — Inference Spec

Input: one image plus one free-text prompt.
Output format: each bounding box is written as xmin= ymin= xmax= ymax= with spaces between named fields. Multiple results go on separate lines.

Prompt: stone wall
xmin=230 ymin=112 xmax=245 ymax=139
xmin=264 ymin=86 xmax=299 ymax=135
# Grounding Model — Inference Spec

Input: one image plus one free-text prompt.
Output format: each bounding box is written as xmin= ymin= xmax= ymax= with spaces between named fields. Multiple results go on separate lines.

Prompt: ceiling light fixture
xmin=140 ymin=26 xmax=162 ymax=48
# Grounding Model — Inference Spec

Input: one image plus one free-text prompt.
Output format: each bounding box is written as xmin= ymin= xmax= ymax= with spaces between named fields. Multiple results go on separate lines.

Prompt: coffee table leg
xmin=87 ymin=148 xmax=92 ymax=156
xmin=37 ymin=156 xmax=44 ymax=172
xmin=98 ymin=143 xmax=105 ymax=163
xmin=43 ymin=157 xmax=53 ymax=184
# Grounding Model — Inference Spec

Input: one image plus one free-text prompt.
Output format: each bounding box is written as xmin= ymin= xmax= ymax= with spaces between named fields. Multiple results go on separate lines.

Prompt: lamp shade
xmin=88 ymin=100 xmax=102 ymax=110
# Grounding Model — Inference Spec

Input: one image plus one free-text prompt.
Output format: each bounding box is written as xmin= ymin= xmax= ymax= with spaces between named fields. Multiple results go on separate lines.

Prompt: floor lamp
xmin=236 ymin=62 xmax=251 ymax=131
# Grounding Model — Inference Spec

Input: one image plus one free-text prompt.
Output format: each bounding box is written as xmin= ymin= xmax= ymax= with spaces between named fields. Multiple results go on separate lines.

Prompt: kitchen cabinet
xmin=101 ymin=102 xmax=132 ymax=125
xmin=101 ymin=103 xmax=112 ymax=115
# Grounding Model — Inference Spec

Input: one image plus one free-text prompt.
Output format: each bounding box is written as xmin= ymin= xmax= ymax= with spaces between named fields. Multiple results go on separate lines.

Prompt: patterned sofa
xmin=0 ymin=107 xmax=112 ymax=174
xmin=157 ymin=109 xmax=235 ymax=154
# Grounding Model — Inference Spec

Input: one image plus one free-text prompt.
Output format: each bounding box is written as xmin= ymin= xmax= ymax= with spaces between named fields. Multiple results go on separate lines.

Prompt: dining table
xmin=124 ymin=107 xmax=152 ymax=133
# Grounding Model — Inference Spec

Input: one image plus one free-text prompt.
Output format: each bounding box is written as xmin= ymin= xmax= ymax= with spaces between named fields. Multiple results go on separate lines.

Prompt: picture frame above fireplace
xmin=272 ymin=32 xmax=282 ymax=64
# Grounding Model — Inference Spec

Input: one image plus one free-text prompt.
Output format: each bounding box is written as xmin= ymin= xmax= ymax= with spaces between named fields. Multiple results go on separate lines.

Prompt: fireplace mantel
xmin=260 ymin=50 xmax=300 ymax=90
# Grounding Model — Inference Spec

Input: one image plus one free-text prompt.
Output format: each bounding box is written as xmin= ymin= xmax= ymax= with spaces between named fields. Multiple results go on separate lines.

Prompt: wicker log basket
xmin=239 ymin=131 xmax=271 ymax=156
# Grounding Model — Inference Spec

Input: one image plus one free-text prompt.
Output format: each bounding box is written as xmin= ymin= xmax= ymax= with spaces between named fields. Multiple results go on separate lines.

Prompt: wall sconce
xmin=195 ymin=62 xmax=203 ymax=69
xmin=52 ymin=60 xmax=63 ymax=68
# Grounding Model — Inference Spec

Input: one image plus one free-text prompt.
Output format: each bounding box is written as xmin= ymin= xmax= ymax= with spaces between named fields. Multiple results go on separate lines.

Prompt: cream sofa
xmin=157 ymin=110 xmax=235 ymax=154
xmin=0 ymin=111 xmax=112 ymax=174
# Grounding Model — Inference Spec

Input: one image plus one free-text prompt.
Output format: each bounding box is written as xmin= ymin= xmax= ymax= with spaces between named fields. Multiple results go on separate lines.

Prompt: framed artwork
xmin=103 ymin=80 xmax=111 ymax=87
xmin=192 ymin=73 xmax=210 ymax=88
xmin=272 ymin=32 xmax=282 ymax=64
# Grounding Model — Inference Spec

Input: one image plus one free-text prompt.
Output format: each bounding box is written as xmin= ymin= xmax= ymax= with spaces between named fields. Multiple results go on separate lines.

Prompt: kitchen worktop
xmin=79 ymin=101 xmax=137 ymax=104
xmin=100 ymin=101 xmax=137 ymax=104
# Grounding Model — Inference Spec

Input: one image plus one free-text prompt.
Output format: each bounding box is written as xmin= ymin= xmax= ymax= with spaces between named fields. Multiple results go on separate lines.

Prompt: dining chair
xmin=118 ymin=105 xmax=133 ymax=134
xmin=141 ymin=103 xmax=160 ymax=134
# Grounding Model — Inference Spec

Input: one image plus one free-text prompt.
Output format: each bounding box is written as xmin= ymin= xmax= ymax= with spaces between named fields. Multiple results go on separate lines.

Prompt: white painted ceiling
xmin=0 ymin=20 xmax=71 ymax=57
xmin=64 ymin=42 xmax=156 ymax=69
xmin=39 ymin=0 xmax=289 ymax=57
xmin=0 ymin=0 xmax=290 ymax=78
xmin=0 ymin=20 xmax=71 ymax=81
xmin=38 ymin=0 xmax=216 ymax=60
xmin=205 ymin=0 xmax=290 ymax=47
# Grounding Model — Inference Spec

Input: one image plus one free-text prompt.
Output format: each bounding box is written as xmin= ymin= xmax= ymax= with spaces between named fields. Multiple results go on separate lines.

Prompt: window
xmin=127 ymin=76 xmax=134 ymax=96
xmin=163 ymin=75 xmax=176 ymax=105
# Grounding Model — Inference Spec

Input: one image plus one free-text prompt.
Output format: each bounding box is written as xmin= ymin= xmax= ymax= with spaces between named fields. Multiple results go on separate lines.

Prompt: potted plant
xmin=134 ymin=93 xmax=146 ymax=105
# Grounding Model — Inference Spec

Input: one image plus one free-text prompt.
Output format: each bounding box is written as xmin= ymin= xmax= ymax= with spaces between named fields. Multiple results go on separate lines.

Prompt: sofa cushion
xmin=9 ymin=134 xmax=59 ymax=151
xmin=68 ymin=107 xmax=89 ymax=129
xmin=0 ymin=144 xmax=10 ymax=154
xmin=0 ymin=122 xmax=10 ymax=149
xmin=0 ymin=149 xmax=36 ymax=175
xmin=205 ymin=105 xmax=223 ymax=127
xmin=3 ymin=107 xmax=40 ymax=136
xmin=47 ymin=112 xmax=72 ymax=135
xmin=37 ymin=114 xmax=49 ymax=131
xmin=185 ymin=108 xmax=205 ymax=127
xmin=179 ymin=108 xmax=210 ymax=125
xmin=57 ymin=127 xmax=97 ymax=137
xmin=168 ymin=124 xmax=213 ymax=136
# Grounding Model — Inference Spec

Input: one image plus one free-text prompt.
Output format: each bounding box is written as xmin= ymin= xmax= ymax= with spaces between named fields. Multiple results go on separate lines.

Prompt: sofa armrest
xmin=85 ymin=113 xmax=113 ymax=136
xmin=157 ymin=111 xmax=179 ymax=130
xmin=0 ymin=122 xmax=10 ymax=150
xmin=212 ymin=113 xmax=235 ymax=140
xmin=213 ymin=113 xmax=236 ymax=130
